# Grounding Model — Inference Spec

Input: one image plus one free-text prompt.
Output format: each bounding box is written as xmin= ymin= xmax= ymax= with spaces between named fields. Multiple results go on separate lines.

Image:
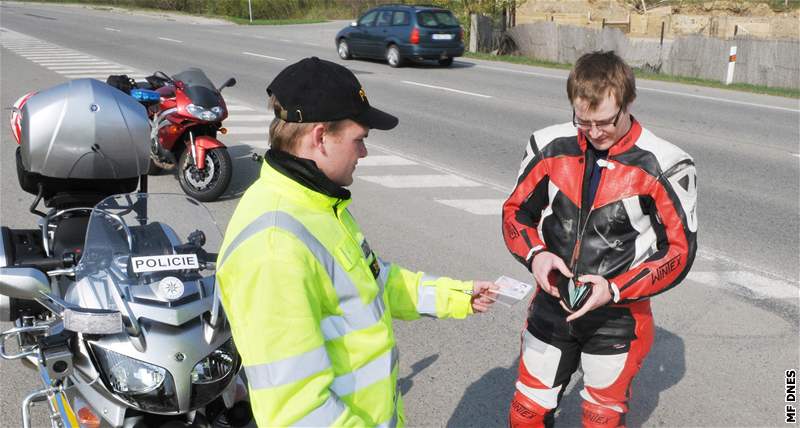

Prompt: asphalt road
xmin=0 ymin=2 xmax=798 ymax=427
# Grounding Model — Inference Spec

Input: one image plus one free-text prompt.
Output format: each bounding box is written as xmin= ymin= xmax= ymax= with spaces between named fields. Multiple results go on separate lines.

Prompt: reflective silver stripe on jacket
xmin=219 ymin=210 xmax=386 ymax=340
xmin=416 ymin=274 xmax=439 ymax=315
xmin=376 ymin=256 xmax=391 ymax=287
xmin=331 ymin=347 xmax=399 ymax=396
xmin=245 ymin=346 xmax=331 ymax=390
xmin=291 ymin=393 xmax=346 ymax=427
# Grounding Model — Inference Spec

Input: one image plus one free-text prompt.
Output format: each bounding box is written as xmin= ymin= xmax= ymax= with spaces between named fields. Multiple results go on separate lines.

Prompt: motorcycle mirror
xmin=0 ymin=267 xmax=51 ymax=300
xmin=64 ymin=307 xmax=124 ymax=335
xmin=219 ymin=78 xmax=236 ymax=91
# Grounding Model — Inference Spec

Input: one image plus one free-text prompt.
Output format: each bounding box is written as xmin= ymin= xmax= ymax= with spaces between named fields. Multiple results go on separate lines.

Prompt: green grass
xmin=465 ymin=52 xmax=800 ymax=99
xmin=226 ymin=17 xmax=326 ymax=25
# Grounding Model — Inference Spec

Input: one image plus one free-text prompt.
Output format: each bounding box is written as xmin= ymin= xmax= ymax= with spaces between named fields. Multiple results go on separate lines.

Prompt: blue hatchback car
xmin=335 ymin=5 xmax=464 ymax=67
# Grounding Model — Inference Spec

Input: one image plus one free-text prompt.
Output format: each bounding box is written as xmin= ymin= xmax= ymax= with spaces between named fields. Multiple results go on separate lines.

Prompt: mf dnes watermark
xmin=787 ymin=369 xmax=797 ymax=424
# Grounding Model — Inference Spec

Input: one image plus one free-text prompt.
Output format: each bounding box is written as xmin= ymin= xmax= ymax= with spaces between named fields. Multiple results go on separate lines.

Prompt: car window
xmin=416 ymin=10 xmax=459 ymax=28
xmin=376 ymin=10 xmax=393 ymax=27
xmin=358 ymin=10 xmax=378 ymax=27
xmin=392 ymin=11 xmax=410 ymax=26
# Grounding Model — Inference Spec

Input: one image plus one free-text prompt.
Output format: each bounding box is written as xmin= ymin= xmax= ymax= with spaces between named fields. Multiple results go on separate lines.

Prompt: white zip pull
xmin=596 ymin=158 xmax=615 ymax=169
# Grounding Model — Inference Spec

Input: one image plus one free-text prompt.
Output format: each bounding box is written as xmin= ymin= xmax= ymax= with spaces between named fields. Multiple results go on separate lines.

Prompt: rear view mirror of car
xmin=350 ymin=21 xmax=358 ymax=27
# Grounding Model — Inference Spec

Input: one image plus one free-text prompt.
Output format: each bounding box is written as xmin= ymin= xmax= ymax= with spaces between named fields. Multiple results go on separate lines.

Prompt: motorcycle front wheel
xmin=177 ymin=147 xmax=232 ymax=202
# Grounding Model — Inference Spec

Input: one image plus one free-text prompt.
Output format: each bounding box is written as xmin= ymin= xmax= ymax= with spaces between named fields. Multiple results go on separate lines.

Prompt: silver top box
xmin=18 ymin=78 xmax=150 ymax=180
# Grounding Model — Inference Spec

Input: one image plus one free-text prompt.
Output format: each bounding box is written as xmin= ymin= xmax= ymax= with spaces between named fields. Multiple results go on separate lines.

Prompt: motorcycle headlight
xmin=186 ymin=104 xmax=219 ymax=121
xmin=92 ymin=346 xmax=179 ymax=413
xmin=190 ymin=339 xmax=240 ymax=409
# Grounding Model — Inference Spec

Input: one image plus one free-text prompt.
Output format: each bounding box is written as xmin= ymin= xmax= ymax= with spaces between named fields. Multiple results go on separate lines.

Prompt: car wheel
xmin=438 ymin=58 xmax=454 ymax=67
xmin=338 ymin=39 xmax=352 ymax=60
xmin=386 ymin=44 xmax=403 ymax=68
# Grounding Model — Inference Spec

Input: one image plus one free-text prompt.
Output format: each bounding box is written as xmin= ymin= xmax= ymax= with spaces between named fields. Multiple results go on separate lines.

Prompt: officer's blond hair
xmin=268 ymin=96 xmax=347 ymax=153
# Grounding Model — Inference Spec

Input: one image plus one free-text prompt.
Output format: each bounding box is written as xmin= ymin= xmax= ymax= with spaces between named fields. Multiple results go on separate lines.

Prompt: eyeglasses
xmin=572 ymin=106 xmax=623 ymax=131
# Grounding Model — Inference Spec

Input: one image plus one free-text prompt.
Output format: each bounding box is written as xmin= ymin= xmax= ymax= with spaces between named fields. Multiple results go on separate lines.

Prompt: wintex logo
xmin=650 ymin=255 xmax=681 ymax=285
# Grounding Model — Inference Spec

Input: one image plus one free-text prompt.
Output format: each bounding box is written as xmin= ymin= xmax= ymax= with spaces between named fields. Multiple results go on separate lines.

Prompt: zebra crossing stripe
xmin=62 ymin=73 xmax=146 ymax=79
xmin=435 ymin=199 xmax=504 ymax=216
xmin=687 ymin=271 xmax=798 ymax=300
xmin=358 ymin=174 xmax=482 ymax=188
xmin=224 ymin=115 xmax=274 ymax=122
xmin=30 ymin=59 xmax=111 ymax=63
xmin=226 ymin=105 xmax=256 ymax=112
xmin=357 ymin=155 xmax=417 ymax=167
xmin=234 ymin=140 xmax=269 ymax=148
xmin=23 ymin=54 xmax=89 ymax=58
xmin=224 ymin=126 xmax=267 ymax=135
xmin=49 ymin=65 xmax=133 ymax=70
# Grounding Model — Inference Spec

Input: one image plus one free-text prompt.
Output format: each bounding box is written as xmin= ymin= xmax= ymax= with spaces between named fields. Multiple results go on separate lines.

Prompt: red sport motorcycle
xmin=127 ymin=68 xmax=236 ymax=202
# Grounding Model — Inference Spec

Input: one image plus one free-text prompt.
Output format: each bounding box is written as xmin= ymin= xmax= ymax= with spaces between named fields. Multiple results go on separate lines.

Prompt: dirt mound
xmin=669 ymin=1 xmax=777 ymax=16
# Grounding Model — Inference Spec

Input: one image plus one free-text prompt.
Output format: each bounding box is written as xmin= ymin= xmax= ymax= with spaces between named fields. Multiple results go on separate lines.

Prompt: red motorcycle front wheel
xmin=177 ymin=147 xmax=232 ymax=202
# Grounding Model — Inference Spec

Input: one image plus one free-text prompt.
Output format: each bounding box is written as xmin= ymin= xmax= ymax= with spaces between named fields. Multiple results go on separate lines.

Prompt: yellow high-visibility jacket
xmin=216 ymin=160 xmax=474 ymax=427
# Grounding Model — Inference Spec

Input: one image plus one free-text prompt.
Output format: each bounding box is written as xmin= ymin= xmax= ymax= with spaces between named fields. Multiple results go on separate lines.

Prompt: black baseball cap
xmin=267 ymin=57 xmax=398 ymax=130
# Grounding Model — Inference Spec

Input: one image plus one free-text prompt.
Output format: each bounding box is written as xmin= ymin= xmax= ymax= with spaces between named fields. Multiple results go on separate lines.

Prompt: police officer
xmin=216 ymin=57 xmax=498 ymax=427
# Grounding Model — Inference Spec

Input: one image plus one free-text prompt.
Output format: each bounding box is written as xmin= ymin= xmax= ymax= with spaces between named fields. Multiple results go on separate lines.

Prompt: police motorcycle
xmin=0 ymin=79 xmax=251 ymax=427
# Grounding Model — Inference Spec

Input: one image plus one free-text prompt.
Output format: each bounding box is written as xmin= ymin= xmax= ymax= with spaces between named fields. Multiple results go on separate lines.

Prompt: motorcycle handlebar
xmin=17 ymin=255 xmax=74 ymax=272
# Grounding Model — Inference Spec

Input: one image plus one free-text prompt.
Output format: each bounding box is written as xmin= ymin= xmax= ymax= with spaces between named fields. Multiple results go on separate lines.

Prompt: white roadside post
xmin=248 ymin=0 xmax=253 ymax=23
xmin=725 ymin=45 xmax=737 ymax=85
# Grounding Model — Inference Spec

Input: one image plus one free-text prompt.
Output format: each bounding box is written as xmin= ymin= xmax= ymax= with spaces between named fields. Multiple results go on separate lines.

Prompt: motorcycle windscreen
xmin=70 ymin=193 xmax=223 ymax=310
xmin=172 ymin=68 xmax=220 ymax=108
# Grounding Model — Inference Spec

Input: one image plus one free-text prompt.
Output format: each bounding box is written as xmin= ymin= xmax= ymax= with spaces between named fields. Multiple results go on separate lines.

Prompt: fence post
xmin=469 ymin=13 xmax=478 ymax=53
xmin=725 ymin=45 xmax=737 ymax=85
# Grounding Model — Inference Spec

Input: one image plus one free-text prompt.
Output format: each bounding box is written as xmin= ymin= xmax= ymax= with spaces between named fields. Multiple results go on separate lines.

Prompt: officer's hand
xmin=531 ymin=251 xmax=572 ymax=298
xmin=471 ymin=281 xmax=499 ymax=313
xmin=565 ymin=274 xmax=613 ymax=322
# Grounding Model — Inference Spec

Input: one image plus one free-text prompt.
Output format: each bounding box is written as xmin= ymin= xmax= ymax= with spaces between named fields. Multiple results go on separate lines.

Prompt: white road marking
xmin=687 ymin=270 xmax=798 ymax=300
xmin=402 ymin=80 xmax=492 ymax=98
xmin=104 ymin=27 xmax=121 ymax=32
xmin=224 ymin=126 xmax=267 ymax=135
xmin=638 ymin=86 xmax=800 ymax=113
xmin=242 ymin=51 xmax=286 ymax=61
xmin=366 ymin=142 xmax=508 ymax=193
xmin=303 ymin=42 xmax=320 ymax=46
xmin=358 ymin=174 xmax=483 ymax=188
xmin=23 ymin=54 xmax=90 ymax=59
xmin=224 ymin=115 xmax=274 ymax=122
xmin=472 ymin=63 xmax=797 ymax=113
xmin=158 ymin=37 xmax=183 ymax=43
xmin=62 ymin=73 xmax=146 ymax=79
xmin=279 ymin=39 xmax=292 ymax=42
xmin=48 ymin=65 xmax=132 ymax=70
xmin=36 ymin=61 xmax=112 ymax=66
xmin=226 ymin=105 xmax=256 ymax=112
xmin=357 ymin=155 xmax=418 ymax=167
xmin=475 ymin=64 xmax=565 ymax=80
xmin=8 ymin=48 xmax=65 ymax=53
xmin=792 ymin=153 xmax=800 ymax=158
xmin=435 ymin=199 xmax=504 ymax=215
xmin=236 ymin=139 xmax=269 ymax=148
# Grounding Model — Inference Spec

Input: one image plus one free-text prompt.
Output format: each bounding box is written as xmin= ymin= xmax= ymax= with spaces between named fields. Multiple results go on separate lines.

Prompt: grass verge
xmin=465 ymin=52 xmax=800 ymax=99
xmin=225 ymin=17 xmax=326 ymax=25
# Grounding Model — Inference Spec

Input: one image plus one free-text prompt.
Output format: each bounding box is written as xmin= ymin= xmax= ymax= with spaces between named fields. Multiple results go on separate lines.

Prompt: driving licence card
xmin=493 ymin=276 xmax=534 ymax=307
